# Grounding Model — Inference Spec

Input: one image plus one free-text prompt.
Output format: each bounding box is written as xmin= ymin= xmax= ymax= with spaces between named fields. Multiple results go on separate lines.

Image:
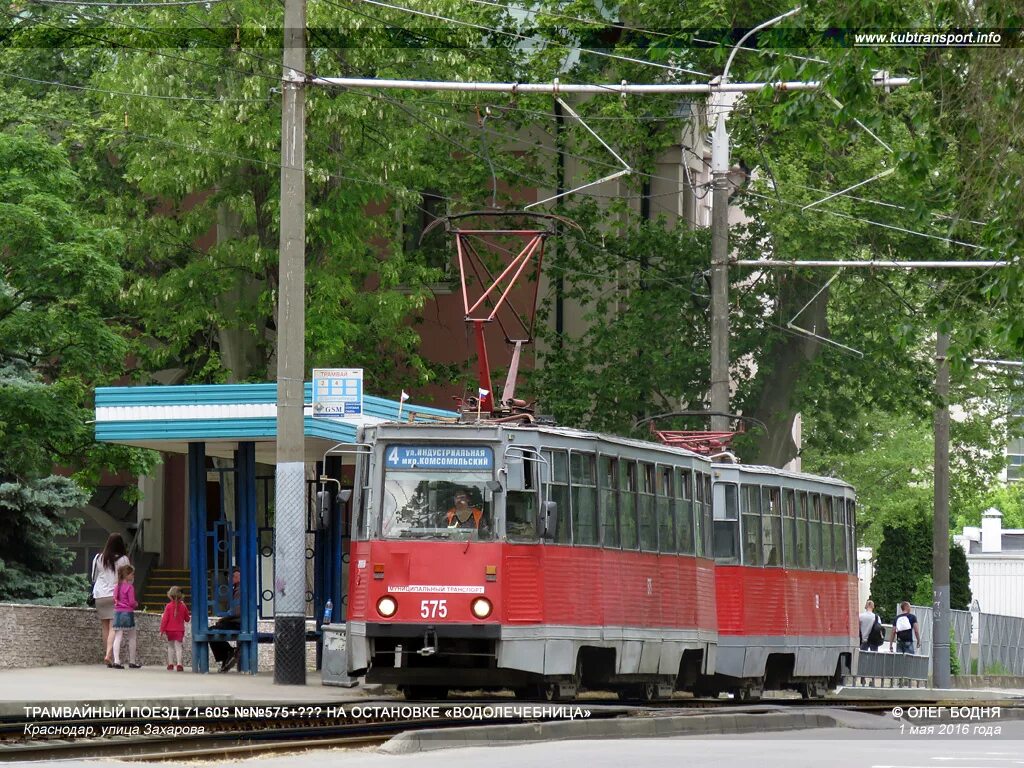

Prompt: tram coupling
xmin=418 ymin=629 xmax=439 ymax=656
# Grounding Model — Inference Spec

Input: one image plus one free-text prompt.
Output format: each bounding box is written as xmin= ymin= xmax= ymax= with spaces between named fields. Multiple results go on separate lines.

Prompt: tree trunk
xmin=749 ymin=279 xmax=829 ymax=467
xmin=215 ymin=203 xmax=267 ymax=382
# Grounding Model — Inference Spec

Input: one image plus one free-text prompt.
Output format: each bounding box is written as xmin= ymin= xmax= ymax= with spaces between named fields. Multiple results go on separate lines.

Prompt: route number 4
xmin=420 ymin=599 xmax=448 ymax=618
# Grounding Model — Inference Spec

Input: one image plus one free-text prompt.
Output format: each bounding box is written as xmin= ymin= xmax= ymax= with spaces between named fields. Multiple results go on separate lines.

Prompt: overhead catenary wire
xmin=0 ymin=70 xmax=272 ymax=104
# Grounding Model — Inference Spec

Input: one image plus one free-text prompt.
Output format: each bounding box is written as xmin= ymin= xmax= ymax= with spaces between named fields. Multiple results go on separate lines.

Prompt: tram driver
xmin=446 ymin=490 xmax=487 ymax=533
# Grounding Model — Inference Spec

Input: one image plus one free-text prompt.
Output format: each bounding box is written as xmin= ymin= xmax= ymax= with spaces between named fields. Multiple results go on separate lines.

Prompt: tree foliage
xmin=0 ymin=126 xmax=153 ymax=603
xmin=870 ymin=514 xmax=972 ymax=622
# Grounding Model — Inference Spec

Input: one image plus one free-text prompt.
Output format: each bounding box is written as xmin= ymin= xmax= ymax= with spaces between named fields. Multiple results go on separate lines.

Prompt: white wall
xmin=966 ymin=555 xmax=1024 ymax=618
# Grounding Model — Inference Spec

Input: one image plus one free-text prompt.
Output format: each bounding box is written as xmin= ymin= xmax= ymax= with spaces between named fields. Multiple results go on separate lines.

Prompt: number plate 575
xmin=420 ymin=599 xmax=448 ymax=618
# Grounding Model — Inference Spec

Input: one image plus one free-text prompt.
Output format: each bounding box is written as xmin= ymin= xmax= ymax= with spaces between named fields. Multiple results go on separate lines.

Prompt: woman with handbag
xmin=92 ymin=533 xmax=130 ymax=666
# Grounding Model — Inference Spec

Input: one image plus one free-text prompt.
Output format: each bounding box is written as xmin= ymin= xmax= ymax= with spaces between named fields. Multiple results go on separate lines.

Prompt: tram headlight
xmin=471 ymin=597 xmax=493 ymax=619
xmin=376 ymin=596 xmax=398 ymax=618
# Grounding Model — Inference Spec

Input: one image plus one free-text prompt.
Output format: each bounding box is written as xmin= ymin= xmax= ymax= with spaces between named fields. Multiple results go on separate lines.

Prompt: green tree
xmin=870 ymin=515 xmax=971 ymax=622
xmin=0 ymin=126 xmax=151 ymax=603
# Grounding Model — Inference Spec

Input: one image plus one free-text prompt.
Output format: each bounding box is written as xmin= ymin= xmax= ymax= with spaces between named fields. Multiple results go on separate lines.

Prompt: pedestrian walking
xmin=111 ymin=564 xmax=141 ymax=669
xmin=91 ymin=533 xmax=131 ymax=666
xmin=159 ymin=586 xmax=191 ymax=671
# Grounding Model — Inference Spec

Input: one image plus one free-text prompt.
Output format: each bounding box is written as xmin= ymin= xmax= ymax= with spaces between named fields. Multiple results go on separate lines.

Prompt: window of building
xmin=570 ymin=452 xmax=598 ymax=546
xmin=402 ymin=190 xmax=449 ymax=277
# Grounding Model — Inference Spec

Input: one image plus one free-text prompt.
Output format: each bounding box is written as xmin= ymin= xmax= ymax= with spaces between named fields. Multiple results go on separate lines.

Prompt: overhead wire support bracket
xmin=525 ymin=96 xmax=632 ymax=210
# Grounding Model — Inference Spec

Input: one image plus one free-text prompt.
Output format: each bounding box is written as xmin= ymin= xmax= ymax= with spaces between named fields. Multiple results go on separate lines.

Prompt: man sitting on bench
xmin=210 ymin=568 xmax=240 ymax=672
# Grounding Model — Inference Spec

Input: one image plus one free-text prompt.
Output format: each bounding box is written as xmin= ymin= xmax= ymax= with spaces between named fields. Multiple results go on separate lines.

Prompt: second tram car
xmin=345 ymin=420 xmax=857 ymax=700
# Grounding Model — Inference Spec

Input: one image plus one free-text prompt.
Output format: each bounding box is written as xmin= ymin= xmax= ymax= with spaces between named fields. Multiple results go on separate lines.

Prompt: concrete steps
xmin=140 ymin=568 xmax=191 ymax=613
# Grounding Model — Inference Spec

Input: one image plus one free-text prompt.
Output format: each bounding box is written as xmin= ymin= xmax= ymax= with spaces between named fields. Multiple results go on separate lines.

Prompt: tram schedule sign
xmin=312 ymin=368 xmax=363 ymax=418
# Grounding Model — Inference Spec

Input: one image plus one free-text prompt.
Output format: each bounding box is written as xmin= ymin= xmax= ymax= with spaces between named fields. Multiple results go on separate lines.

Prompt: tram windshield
xmin=381 ymin=471 xmax=494 ymax=540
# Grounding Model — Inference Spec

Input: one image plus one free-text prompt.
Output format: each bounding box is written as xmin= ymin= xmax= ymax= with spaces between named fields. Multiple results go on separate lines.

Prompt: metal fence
xmin=979 ymin=611 xmax=1024 ymax=676
xmin=855 ymin=650 xmax=930 ymax=686
xmin=908 ymin=604 xmax=972 ymax=676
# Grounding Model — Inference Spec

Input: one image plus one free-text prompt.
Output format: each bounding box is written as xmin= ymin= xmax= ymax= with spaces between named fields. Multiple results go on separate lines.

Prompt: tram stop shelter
xmin=94 ymin=382 xmax=455 ymax=674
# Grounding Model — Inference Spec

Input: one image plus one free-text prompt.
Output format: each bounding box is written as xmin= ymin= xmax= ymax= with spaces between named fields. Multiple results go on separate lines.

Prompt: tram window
xmin=674 ymin=468 xmax=694 ymax=555
xmin=543 ymin=449 xmax=572 ymax=545
xmin=808 ymin=494 xmax=822 ymax=570
xmin=551 ymin=450 xmax=569 ymax=484
xmin=354 ymin=454 xmax=371 ymax=540
xmin=847 ymin=499 xmax=857 ymax=573
xmin=763 ymin=487 xmax=782 ymax=567
xmin=832 ymin=497 xmax=847 ymax=573
xmin=599 ymin=456 xmax=620 ymax=548
xmin=681 ymin=470 xmax=693 ymax=501
xmin=638 ymin=463 xmax=658 ymax=551
xmin=782 ymin=489 xmax=796 ymax=569
xmin=796 ymin=491 xmax=809 ymax=569
xmin=506 ymin=456 xmax=539 ymax=542
xmin=742 ymin=485 xmax=762 ymax=566
xmin=679 ymin=473 xmax=696 ymax=557
xmin=820 ymin=496 xmax=834 ymax=570
xmin=658 ymin=466 xmax=676 ymax=554
xmin=570 ymin=452 xmax=599 ymax=546
xmin=619 ymin=460 xmax=639 ymax=549
xmin=714 ymin=483 xmax=740 ymax=564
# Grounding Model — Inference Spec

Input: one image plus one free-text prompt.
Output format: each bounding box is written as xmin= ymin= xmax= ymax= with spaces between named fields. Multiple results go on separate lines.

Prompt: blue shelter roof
xmin=95 ymin=382 xmax=457 ymax=463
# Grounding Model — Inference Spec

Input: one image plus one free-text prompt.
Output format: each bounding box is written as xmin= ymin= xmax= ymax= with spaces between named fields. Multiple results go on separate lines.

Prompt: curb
xmin=380 ymin=709 xmax=883 ymax=754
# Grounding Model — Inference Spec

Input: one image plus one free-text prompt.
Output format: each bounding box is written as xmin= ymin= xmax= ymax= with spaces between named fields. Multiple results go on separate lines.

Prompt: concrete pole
xmin=708 ymin=8 xmax=802 ymax=433
xmin=933 ymin=330 xmax=951 ymax=688
xmin=274 ymin=0 xmax=307 ymax=685
xmin=709 ymin=114 xmax=731 ymax=433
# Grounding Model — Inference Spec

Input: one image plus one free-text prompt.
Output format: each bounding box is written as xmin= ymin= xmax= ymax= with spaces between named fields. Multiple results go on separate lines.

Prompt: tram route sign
xmin=385 ymin=445 xmax=494 ymax=470
xmin=312 ymin=368 xmax=363 ymax=418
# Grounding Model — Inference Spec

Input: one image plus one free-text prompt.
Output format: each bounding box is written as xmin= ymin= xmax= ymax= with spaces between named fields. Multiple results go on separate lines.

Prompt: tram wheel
xmin=402 ymin=686 xmax=449 ymax=701
xmin=737 ymin=685 xmax=762 ymax=702
xmin=617 ymin=682 xmax=658 ymax=702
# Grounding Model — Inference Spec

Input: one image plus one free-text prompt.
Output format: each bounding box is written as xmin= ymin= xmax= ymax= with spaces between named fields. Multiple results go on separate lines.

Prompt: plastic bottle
xmin=323 ymin=599 xmax=333 ymax=625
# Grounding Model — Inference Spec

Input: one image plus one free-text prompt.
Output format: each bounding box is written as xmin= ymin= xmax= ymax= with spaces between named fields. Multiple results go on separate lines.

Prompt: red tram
xmin=345 ymin=421 xmax=857 ymax=700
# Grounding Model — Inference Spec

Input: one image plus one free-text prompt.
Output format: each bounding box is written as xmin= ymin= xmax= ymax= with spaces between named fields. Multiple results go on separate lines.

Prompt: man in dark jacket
xmin=209 ymin=568 xmax=241 ymax=672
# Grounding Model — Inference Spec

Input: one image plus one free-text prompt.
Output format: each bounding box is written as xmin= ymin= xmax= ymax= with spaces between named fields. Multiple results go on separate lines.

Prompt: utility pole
xmin=709 ymin=7 xmax=801 ymax=432
xmin=274 ymin=0 xmax=307 ymax=685
xmin=933 ymin=330 xmax=952 ymax=688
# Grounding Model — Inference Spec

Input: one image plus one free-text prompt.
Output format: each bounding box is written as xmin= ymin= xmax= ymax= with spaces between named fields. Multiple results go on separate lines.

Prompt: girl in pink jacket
xmin=159 ymin=586 xmax=191 ymax=671
xmin=111 ymin=564 xmax=140 ymax=669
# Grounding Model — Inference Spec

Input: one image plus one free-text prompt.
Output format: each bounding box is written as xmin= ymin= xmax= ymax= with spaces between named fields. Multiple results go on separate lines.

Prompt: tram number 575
xmin=420 ymin=599 xmax=448 ymax=618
